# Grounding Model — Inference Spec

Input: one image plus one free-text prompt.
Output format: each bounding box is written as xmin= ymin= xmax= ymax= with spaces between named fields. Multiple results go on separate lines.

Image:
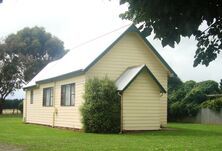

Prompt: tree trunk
xmin=0 ymin=99 xmax=3 ymax=114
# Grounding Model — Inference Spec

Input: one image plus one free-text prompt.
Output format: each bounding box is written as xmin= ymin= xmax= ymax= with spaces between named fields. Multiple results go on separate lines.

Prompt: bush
xmin=168 ymin=80 xmax=220 ymax=121
xmin=201 ymin=97 xmax=222 ymax=112
xmin=168 ymin=101 xmax=200 ymax=121
xmin=80 ymin=77 xmax=120 ymax=133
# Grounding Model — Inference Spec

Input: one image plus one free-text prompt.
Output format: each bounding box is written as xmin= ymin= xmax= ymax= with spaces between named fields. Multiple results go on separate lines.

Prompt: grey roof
xmin=115 ymin=64 xmax=166 ymax=93
xmin=24 ymin=24 xmax=176 ymax=89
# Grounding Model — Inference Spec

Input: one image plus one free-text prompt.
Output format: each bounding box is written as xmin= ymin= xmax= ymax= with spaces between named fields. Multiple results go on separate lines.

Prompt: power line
xmin=67 ymin=23 xmax=132 ymax=51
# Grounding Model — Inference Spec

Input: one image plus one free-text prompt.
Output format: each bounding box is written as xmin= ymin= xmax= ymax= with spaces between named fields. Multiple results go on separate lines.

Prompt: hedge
xmin=201 ymin=97 xmax=222 ymax=112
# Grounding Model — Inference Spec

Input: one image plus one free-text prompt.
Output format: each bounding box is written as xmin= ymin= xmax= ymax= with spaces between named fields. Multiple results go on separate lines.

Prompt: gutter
xmin=37 ymin=69 xmax=84 ymax=84
xmin=23 ymin=69 xmax=84 ymax=90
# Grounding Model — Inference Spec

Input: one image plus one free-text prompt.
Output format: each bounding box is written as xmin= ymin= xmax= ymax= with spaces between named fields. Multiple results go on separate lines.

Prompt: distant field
xmin=0 ymin=115 xmax=222 ymax=151
xmin=2 ymin=109 xmax=21 ymax=114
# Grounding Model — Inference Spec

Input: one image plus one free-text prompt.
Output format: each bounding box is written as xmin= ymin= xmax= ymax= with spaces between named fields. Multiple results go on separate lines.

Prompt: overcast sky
xmin=1 ymin=0 xmax=221 ymax=99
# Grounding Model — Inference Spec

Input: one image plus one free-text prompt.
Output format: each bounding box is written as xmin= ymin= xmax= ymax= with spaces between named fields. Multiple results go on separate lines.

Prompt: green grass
xmin=0 ymin=115 xmax=222 ymax=151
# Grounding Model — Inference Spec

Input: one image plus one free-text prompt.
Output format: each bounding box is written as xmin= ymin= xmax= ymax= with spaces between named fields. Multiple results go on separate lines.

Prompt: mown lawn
xmin=0 ymin=115 xmax=221 ymax=151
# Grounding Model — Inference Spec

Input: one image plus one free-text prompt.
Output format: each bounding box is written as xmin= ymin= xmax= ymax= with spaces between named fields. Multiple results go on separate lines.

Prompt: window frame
xmin=61 ymin=83 xmax=75 ymax=106
xmin=43 ymin=87 xmax=53 ymax=107
xmin=30 ymin=90 xmax=33 ymax=104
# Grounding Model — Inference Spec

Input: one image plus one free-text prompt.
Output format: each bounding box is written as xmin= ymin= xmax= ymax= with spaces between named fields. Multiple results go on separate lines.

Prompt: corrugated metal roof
xmin=115 ymin=65 xmax=145 ymax=91
xmin=24 ymin=24 xmax=176 ymax=89
xmin=115 ymin=64 xmax=166 ymax=93
xmin=24 ymin=24 xmax=132 ymax=88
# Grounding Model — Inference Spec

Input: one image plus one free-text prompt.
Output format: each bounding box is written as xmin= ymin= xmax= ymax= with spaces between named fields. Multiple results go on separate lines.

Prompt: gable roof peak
xmin=115 ymin=64 xmax=166 ymax=93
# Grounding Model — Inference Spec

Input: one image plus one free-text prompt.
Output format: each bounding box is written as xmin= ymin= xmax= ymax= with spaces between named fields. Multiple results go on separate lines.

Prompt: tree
xmin=3 ymin=99 xmax=23 ymax=114
xmin=119 ymin=0 xmax=222 ymax=67
xmin=168 ymin=80 xmax=220 ymax=121
xmin=220 ymin=79 xmax=222 ymax=92
xmin=0 ymin=51 xmax=23 ymax=114
xmin=168 ymin=76 xmax=183 ymax=94
xmin=0 ymin=27 xmax=66 ymax=114
xmin=4 ymin=27 xmax=66 ymax=82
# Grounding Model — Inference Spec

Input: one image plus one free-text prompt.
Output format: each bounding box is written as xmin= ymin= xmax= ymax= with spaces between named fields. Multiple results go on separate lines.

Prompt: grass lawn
xmin=0 ymin=115 xmax=222 ymax=151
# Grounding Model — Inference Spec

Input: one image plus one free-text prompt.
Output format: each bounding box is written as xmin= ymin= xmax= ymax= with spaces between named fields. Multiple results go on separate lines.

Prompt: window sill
xmin=60 ymin=105 xmax=75 ymax=107
xmin=42 ymin=106 xmax=53 ymax=107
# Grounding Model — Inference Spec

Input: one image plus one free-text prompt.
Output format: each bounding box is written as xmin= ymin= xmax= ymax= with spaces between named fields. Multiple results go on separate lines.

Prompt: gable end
xmin=85 ymin=24 xmax=177 ymax=77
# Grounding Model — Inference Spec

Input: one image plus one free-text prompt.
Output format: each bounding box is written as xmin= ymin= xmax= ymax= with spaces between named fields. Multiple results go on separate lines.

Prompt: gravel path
xmin=0 ymin=143 xmax=24 ymax=151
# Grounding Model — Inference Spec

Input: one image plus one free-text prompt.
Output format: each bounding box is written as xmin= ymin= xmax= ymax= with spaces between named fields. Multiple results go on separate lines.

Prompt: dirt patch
xmin=0 ymin=143 xmax=24 ymax=151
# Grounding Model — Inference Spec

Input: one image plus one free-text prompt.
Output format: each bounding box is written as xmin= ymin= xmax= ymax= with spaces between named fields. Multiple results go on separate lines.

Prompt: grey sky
xmin=1 ymin=0 xmax=221 ymax=99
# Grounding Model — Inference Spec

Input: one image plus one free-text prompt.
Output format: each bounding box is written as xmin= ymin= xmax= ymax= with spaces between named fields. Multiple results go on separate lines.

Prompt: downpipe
xmin=118 ymin=91 xmax=123 ymax=134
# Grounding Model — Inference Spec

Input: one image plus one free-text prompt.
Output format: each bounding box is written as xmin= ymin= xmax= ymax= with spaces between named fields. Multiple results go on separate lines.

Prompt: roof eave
xmin=23 ymin=69 xmax=85 ymax=90
xmin=23 ymin=85 xmax=37 ymax=90
xmin=36 ymin=69 xmax=85 ymax=84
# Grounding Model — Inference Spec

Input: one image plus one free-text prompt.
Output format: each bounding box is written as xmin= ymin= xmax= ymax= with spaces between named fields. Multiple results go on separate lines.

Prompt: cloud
xmin=1 ymin=0 xmax=221 ymax=99
xmin=147 ymin=35 xmax=222 ymax=82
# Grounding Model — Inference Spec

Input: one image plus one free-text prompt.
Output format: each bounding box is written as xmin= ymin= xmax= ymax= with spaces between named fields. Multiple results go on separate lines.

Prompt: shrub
xmin=81 ymin=77 xmax=120 ymax=133
xmin=168 ymin=80 xmax=220 ymax=121
xmin=168 ymin=101 xmax=200 ymax=121
xmin=201 ymin=97 xmax=222 ymax=112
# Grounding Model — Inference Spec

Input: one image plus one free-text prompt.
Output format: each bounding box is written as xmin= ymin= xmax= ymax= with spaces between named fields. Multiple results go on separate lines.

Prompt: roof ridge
xmin=69 ymin=23 xmax=133 ymax=50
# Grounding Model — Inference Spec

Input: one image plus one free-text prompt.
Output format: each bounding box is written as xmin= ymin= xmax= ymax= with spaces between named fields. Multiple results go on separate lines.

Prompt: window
xmin=61 ymin=83 xmax=75 ymax=106
xmin=30 ymin=90 xmax=33 ymax=104
xmin=43 ymin=87 xmax=53 ymax=107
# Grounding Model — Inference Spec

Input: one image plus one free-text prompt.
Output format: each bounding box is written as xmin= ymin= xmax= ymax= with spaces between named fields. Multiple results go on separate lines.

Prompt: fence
xmin=183 ymin=108 xmax=222 ymax=124
xmin=3 ymin=109 xmax=22 ymax=114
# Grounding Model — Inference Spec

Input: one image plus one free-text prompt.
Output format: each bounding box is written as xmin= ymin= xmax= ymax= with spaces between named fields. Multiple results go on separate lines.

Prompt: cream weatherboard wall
xmin=86 ymin=32 xmax=168 ymax=126
xmin=122 ymin=70 xmax=161 ymax=130
xmin=23 ymin=75 xmax=85 ymax=129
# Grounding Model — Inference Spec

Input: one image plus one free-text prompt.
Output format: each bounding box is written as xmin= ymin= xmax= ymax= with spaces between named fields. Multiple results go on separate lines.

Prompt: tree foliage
xmin=0 ymin=54 xmax=23 ymax=100
xmin=4 ymin=27 xmax=65 ymax=81
xmin=120 ymin=0 xmax=222 ymax=66
xmin=81 ymin=77 xmax=120 ymax=133
xmin=3 ymin=99 xmax=23 ymax=112
xmin=168 ymin=79 xmax=221 ymax=121
xmin=0 ymin=27 xmax=66 ymax=114
xmin=201 ymin=97 xmax=222 ymax=112
xmin=220 ymin=79 xmax=222 ymax=91
xmin=0 ymin=48 xmax=23 ymax=113
xmin=168 ymin=76 xmax=183 ymax=94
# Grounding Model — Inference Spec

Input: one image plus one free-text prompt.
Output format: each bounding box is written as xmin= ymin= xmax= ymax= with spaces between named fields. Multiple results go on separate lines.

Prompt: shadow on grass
xmin=124 ymin=124 xmax=222 ymax=137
